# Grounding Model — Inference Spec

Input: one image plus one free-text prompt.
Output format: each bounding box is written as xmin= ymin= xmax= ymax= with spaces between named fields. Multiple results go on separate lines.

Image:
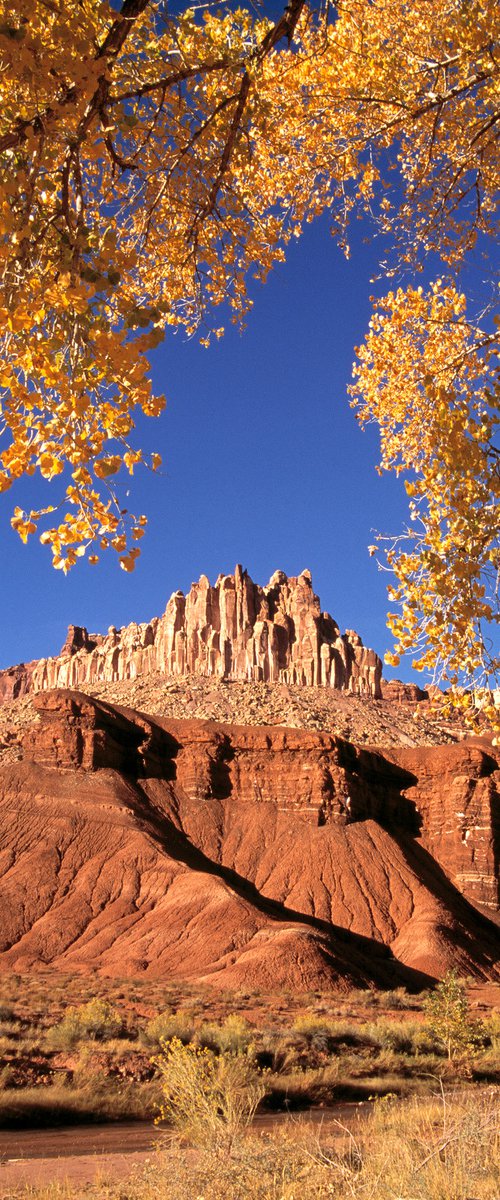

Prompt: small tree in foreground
xmin=423 ymin=970 xmax=486 ymax=1062
xmin=154 ymin=1037 xmax=265 ymax=1154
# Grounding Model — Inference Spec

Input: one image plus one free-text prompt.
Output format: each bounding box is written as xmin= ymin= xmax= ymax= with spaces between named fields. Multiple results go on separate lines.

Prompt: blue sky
xmin=0 ymin=212 xmax=427 ymax=679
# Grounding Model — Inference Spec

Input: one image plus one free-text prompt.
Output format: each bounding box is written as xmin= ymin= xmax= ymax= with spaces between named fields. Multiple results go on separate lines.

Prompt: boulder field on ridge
xmin=0 ymin=690 xmax=498 ymax=991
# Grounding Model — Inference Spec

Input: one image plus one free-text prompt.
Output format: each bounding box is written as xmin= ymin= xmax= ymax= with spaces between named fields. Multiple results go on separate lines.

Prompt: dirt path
xmin=0 ymin=1122 xmax=155 ymax=1193
xmin=0 ymin=1106 xmax=369 ymax=1194
xmin=1 ymin=1147 xmax=155 ymax=1194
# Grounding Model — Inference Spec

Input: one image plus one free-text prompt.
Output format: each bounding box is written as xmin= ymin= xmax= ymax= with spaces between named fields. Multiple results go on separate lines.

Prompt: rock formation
xmin=0 ymin=689 xmax=497 ymax=988
xmin=380 ymin=679 xmax=429 ymax=704
xmin=0 ymin=567 xmax=382 ymax=702
xmin=0 ymin=661 xmax=35 ymax=704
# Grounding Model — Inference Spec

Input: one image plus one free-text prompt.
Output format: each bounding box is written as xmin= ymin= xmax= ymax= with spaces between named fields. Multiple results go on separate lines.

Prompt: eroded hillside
xmin=0 ymin=690 xmax=497 ymax=991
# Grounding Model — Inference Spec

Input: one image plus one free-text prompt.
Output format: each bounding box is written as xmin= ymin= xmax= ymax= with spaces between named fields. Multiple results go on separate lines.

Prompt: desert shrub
xmin=254 ymin=1031 xmax=297 ymax=1073
xmin=290 ymin=1014 xmax=372 ymax=1057
xmin=348 ymin=987 xmax=380 ymax=1007
xmin=154 ymin=1037 xmax=265 ymax=1152
xmin=265 ymin=1061 xmax=341 ymax=1109
xmin=69 ymin=1046 xmax=109 ymax=1094
xmin=194 ymin=1021 xmax=220 ymax=1051
xmin=0 ymin=1003 xmax=15 ymax=1021
xmin=0 ymin=1035 xmax=14 ymax=1060
xmin=292 ymin=1014 xmax=335 ymax=1052
xmin=365 ymin=1019 xmax=423 ymax=1055
xmin=410 ymin=1026 xmax=443 ymax=1056
xmin=46 ymin=998 xmax=123 ymax=1049
xmin=470 ymin=1012 xmax=500 ymax=1080
xmin=471 ymin=1048 xmax=500 ymax=1081
xmin=380 ymin=987 xmax=415 ymax=1010
xmin=142 ymin=1009 xmax=194 ymax=1049
xmin=0 ymin=1076 xmax=155 ymax=1125
xmin=484 ymin=1008 xmax=500 ymax=1051
xmin=423 ymin=970 xmax=487 ymax=1061
xmin=327 ymin=1020 xmax=376 ymax=1048
xmin=0 ymin=1019 xmax=18 ymax=1042
xmin=0 ymin=1064 xmax=14 ymax=1088
xmin=197 ymin=1014 xmax=254 ymax=1056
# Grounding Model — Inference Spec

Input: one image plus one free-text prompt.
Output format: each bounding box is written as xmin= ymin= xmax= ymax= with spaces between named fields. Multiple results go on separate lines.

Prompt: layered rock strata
xmin=0 ymin=568 xmax=382 ymax=703
xmin=0 ymin=689 xmax=497 ymax=985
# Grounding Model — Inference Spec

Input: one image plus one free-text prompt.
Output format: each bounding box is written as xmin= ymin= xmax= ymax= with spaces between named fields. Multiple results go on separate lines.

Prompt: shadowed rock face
xmin=0 ymin=567 xmax=382 ymax=701
xmin=0 ymin=689 xmax=497 ymax=990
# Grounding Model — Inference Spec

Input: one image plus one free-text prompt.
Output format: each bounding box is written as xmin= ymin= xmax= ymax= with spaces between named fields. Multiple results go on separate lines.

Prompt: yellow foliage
xmin=351 ymin=281 xmax=499 ymax=715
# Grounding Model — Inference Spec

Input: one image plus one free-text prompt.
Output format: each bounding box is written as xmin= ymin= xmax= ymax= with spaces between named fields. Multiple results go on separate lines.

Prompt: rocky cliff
xmin=0 ymin=689 xmax=497 ymax=988
xmin=0 ymin=566 xmax=382 ymax=702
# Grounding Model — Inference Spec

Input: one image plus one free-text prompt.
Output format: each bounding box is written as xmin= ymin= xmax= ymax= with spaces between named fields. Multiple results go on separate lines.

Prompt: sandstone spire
xmin=0 ymin=566 xmax=383 ymax=700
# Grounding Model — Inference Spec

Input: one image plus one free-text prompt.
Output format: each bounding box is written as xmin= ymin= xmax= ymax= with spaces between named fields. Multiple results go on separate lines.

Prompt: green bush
xmin=380 ymin=988 xmax=414 ymax=1010
xmin=484 ymin=1009 xmax=500 ymax=1052
xmin=365 ymin=1019 xmax=422 ymax=1054
xmin=254 ymin=1031 xmax=296 ymax=1073
xmin=327 ymin=1020 xmax=375 ymax=1048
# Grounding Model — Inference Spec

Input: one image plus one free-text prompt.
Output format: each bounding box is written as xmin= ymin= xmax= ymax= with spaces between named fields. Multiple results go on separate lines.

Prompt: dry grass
xmin=0 ymin=1078 xmax=160 ymax=1126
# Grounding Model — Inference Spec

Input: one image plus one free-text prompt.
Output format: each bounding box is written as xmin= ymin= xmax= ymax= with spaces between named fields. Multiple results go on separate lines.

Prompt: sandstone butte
xmin=0 ymin=566 xmax=384 ymax=702
xmin=0 ymin=686 xmax=498 ymax=991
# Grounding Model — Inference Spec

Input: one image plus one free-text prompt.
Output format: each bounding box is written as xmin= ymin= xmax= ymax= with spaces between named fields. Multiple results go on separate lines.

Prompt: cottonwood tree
xmin=423 ymin=970 xmax=486 ymax=1061
xmin=0 ymin=0 xmax=498 ymax=699
xmin=351 ymin=284 xmax=499 ymax=711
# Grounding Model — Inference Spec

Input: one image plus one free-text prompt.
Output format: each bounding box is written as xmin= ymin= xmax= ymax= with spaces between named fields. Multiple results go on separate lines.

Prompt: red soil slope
xmin=0 ymin=691 xmax=498 ymax=990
